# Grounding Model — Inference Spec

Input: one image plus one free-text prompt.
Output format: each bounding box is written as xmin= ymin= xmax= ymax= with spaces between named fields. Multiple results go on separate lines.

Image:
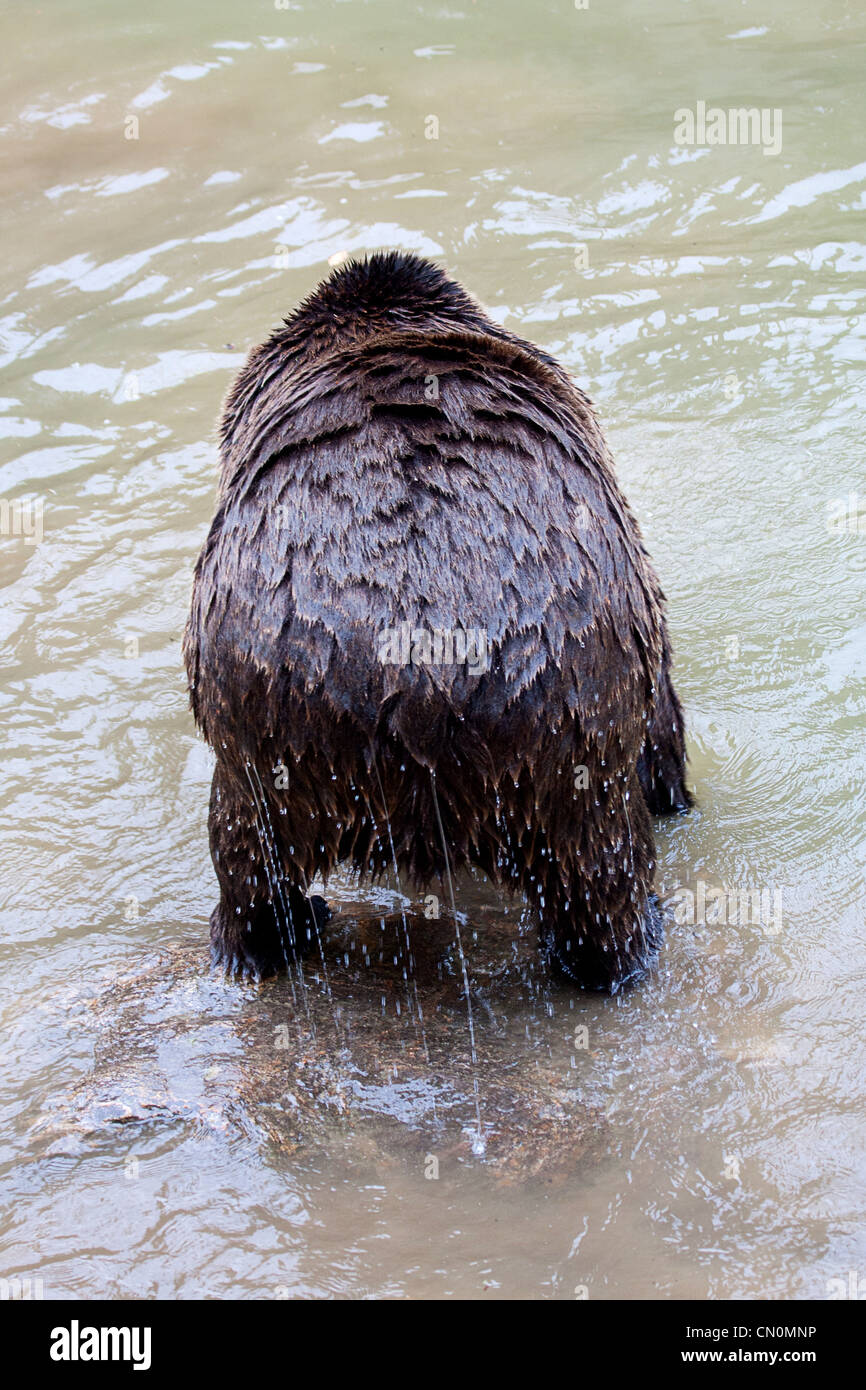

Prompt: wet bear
xmin=183 ymin=251 xmax=691 ymax=992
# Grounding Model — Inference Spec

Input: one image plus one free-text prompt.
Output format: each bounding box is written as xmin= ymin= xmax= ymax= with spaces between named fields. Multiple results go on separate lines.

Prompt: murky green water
xmin=1 ymin=0 xmax=865 ymax=1299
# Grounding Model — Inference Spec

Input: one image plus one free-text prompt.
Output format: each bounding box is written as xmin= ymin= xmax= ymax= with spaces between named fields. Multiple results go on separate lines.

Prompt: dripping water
xmin=429 ymin=768 xmax=484 ymax=1153
xmin=370 ymin=748 xmax=431 ymax=1063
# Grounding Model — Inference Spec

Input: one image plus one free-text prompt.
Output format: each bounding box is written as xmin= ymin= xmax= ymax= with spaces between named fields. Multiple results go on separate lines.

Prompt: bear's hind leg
xmin=207 ymin=765 xmax=330 ymax=979
xmin=545 ymin=885 xmax=664 ymax=993
xmin=535 ymin=774 xmax=664 ymax=992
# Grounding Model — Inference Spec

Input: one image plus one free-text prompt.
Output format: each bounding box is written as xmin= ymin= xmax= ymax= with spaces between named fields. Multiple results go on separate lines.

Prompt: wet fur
xmin=183 ymin=252 xmax=691 ymax=991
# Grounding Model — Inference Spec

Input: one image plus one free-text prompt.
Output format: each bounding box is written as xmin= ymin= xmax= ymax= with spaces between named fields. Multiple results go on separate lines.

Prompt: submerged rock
xmin=30 ymin=905 xmax=604 ymax=1183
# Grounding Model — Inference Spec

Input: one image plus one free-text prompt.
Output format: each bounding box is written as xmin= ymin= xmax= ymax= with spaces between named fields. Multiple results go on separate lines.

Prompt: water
xmin=2 ymin=0 xmax=865 ymax=1299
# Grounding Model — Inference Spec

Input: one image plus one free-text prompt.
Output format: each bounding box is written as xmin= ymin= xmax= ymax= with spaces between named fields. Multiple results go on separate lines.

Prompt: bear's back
xmin=184 ymin=323 xmax=661 ymax=764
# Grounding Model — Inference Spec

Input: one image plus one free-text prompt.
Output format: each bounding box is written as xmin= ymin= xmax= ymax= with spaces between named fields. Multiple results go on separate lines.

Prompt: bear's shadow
xmin=31 ymin=903 xmax=606 ymax=1184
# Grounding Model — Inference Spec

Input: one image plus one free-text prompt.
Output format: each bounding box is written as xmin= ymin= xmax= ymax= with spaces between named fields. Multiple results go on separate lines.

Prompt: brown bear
xmin=183 ymin=251 xmax=690 ymax=992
